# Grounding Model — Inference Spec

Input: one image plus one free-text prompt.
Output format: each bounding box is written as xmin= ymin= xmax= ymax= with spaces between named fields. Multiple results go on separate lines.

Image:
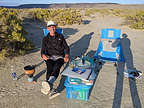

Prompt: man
xmin=41 ymin=21 xmax=70 ymax=95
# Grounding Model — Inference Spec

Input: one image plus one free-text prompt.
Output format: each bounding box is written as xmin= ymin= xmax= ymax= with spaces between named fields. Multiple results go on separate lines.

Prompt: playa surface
xmin=0 ymin=12 xmax=144 ymax=108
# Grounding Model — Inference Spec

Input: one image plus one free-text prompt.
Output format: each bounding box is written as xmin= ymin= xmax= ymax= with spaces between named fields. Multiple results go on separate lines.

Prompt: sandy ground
xmin=0 ymin=13 xmax=144 ymax=108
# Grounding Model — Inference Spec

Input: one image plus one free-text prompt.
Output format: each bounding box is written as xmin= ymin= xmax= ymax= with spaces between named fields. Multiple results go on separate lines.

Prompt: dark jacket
xmin=41 ymin=32 xmax=70 ymax=57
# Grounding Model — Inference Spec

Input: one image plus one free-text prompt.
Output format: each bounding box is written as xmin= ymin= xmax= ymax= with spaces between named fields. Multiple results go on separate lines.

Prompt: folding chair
xmin=94 ymin=28 xmax=125 ymax=66
xmin=43 ymin=28 xmax=63 ymax=36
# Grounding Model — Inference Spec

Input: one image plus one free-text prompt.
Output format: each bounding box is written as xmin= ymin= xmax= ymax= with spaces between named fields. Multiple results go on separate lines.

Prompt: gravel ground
xmin=0 ymin=12 xmax=144 ymax=108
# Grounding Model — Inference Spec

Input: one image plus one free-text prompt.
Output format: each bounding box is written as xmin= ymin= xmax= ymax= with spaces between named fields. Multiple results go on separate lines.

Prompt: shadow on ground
xmin=63 ymin=28 xmax=78 ymax=39
xmin=70 ymin=32 xmax=94 ymax=59
xmin=112 ymin=33 xmax=142 ymax=108
xmin=82 ymin=20 xmax=91 ymax=25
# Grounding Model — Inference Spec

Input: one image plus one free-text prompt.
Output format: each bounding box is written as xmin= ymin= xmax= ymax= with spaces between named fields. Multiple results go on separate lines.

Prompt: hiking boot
xmin=41 ymin=81 xmax=51 ymax=95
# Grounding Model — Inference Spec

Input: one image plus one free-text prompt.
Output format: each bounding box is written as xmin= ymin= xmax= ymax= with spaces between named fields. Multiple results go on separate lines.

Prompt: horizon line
xmin=1 ymin=2 xmax=144 ymax=7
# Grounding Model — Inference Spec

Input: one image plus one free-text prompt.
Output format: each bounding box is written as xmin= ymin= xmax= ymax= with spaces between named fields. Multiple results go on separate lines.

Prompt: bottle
xmin=28 ymin=77 xmax=33 ymax=82
xmin=11 ymin=65 xmax=17 ymax=80
xmin=82 ymin=55 xmax=85 ymax=65
xmin=75 ymin=56 xmax=79 ymax=67
xmin=27 ymin=74 xmax=33 ymax=82
xmin=91 ymin=61 xmax=95 ymax=73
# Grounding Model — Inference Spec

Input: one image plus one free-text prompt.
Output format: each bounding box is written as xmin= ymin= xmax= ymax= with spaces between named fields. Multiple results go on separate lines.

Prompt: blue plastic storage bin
xmin=64 ymin=77 xmax=92 ymax=101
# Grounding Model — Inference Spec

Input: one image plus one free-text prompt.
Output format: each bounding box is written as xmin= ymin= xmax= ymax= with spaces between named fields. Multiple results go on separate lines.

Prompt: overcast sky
xmin=0 ymin=0 xmax=144 ymax=6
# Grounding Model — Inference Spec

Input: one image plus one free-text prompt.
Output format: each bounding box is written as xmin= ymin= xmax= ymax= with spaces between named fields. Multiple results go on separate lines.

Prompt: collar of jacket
xmin=47 ymin=32 xmax=58 ymax=39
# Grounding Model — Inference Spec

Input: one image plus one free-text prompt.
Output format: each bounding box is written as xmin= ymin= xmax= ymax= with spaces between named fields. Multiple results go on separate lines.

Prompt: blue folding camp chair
xmin=94 ymin=28 xmax=125 ymax=65
xmin=43 ymin=28 xmax=63 ymax=36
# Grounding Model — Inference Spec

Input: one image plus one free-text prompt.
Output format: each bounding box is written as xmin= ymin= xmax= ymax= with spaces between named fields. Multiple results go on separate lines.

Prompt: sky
xmin=0 ymin=0 xmax=144 ymax=6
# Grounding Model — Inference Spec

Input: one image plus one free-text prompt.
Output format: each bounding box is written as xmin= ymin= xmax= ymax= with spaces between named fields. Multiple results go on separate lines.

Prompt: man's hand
xmin=42 ymin=54 xmax=49 ymax=60
xmin=64 ymin=57 xmax=69 ymax=63
xmin=64 ymin=54 xmax=69 ymax=63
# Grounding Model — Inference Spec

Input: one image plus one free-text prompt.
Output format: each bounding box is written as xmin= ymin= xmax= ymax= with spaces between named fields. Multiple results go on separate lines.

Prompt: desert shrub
xmin=85 ymin=8 xmax=99 ymax=16
xmin=0 ymin=49 xmax=6 ymax=60
xmin=21 ymin=8 xmax=82 ymax=25
xmin=53 ymin=9 xmax=82 ymax=25
xmin=110 ymin=9 xmax=135 ymax=17
xmin=0 ymin=8 xmax=34 ymax=59
xmin=85 ymin=8 xmax=111 ymax=17
xmin=124 ymin=10 xmax=144 ymax=29
xmin=98 ymin=9 xmax=110 ymax=16
xmin=111 ymin=9 xmax=122 ymax=16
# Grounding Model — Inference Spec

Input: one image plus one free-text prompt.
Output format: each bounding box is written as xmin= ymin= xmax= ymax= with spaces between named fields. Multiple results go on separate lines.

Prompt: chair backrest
xmin=94 ymin=28 xmax=123 ymax=62
xmin=101 ymin=28 xmax=121 ymax=39
xmin=100 ymin=28 xmax=121 ymax=52
xmin=43 ymin=28 xmax=63 ymax=36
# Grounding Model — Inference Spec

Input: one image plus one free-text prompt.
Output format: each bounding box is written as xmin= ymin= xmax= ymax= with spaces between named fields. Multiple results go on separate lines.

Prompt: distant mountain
xmin=0 ymin=3 xmax=119 ymax=8
xmin=1 ymin=3 xmax=144 ymax=9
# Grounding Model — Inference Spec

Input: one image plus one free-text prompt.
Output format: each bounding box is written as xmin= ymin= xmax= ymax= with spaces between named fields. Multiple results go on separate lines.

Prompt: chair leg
xmin=114 ymin=62 xmax=117 ymax=67
xmin=60 ymin=63 xmax=67 ymax=74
